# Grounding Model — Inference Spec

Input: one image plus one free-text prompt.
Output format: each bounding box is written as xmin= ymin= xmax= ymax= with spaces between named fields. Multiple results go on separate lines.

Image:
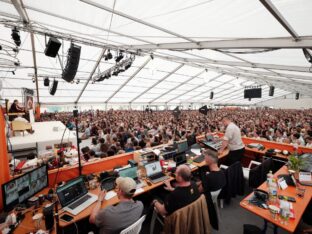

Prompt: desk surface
xmin=240 ymin=166 xmax=312 ymax=233
xmin=13 ymin=147 xmax=229 ymax=233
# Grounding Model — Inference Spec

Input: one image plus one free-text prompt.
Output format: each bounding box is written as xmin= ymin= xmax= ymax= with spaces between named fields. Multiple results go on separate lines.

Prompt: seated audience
xmin=90 ymin=177 xmax=143 ymax=233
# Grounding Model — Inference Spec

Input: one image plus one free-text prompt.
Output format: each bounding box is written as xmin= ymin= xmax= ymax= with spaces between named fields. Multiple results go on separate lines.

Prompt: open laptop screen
xmin=56 ymin=177 xmax=88 ymax=207
xmin=119 ymin=167 xmax=138 ymax=179
xmin=145 ymin=161 xmax=162 ymax=177
xmin=175 ymin=140 xmax=189 ymax=154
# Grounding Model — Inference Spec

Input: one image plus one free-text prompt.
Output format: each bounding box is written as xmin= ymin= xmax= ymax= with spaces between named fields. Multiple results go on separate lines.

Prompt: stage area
xmin=9 ymin=121 xmax=77 ymax=152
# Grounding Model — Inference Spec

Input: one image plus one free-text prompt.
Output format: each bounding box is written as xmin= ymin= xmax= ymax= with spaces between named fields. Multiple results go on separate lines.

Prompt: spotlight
xmin=115 ymin=51 xmax=124 ymax=63
xmin=12 ymin=71 xmax=15 ymax=75
xmin=125 ymin=61 xmax=132 ymax=70
xmin=150 ymin=54 xmax=154 ymax=60
xmin=112 ymin=68 xmax=119 ymax=76
xmin=32 ymin=78 xmax=35 ymax=83
xmin=105 ymin=50 xmax=113 ymax=61
xmin=303 ymin=49 xmax=312 ymax=64
xmin=44 ymin=77 xmax=50 ymax=86
xmin=119 ymin=65 xmax=125 ymax=72
xmin=14 ymin=62 xmax=20 ymax=66
xmin=11 ymin=27 xmax=21 ymax=47
xmin=76 ymin=79 xmax=80 ymax=84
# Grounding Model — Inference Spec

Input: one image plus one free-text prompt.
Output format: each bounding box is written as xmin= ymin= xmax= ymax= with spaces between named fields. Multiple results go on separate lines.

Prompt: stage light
xmin=119 ymin=65 xmax=125 ymax=72
xmin=112 ymin=68 xmax=119 ymax=76
xmin=76 ymin=79 xmax=80 ymax=84
xmin=105 ymin=50 xmax=113 ymax=61
xmin=115 ymin=51 xmax=124 ymax=63
xmin=303 ymin=49 xmax=312 ymax=64
xmin=11 ymin=27 xmax=21 ymax=47
xmin=150 ymin=54 xmax=154 ymax=60
xmin=125 ymin=61 xmax=132 ymax=70
xmin=12 ymin=71 xmax=15 ymax=75
xmin=44 ymin=77 xmax=50 ymax=87
xmin=32 ymin=77 xmax=35 ymax=83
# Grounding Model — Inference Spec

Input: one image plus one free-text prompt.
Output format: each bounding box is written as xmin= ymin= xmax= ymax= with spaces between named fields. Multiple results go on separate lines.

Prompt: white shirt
xmin=224 ymin=122 xmax=244 ymax=151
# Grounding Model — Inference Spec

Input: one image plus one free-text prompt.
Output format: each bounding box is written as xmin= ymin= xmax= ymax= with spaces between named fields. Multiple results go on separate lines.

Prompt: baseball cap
xmin=116 ymin=177 xmax=136 ymax=196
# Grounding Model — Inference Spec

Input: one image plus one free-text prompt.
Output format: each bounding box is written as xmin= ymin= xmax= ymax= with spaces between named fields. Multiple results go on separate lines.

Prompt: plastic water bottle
xmin=269 ymin=178 xmax=278 ymax=204
xmin=267 ymin=170 xmax=273 ymax=186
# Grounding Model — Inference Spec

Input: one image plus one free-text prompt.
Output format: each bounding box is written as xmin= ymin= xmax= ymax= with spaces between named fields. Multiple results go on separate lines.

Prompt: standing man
xmin=219 ymin=116 xmax=244 ymax=165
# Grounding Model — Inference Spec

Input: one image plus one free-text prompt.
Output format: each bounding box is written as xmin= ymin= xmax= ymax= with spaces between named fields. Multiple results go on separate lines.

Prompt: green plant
xmin=288 ymin=155 xmax=305 ymax=171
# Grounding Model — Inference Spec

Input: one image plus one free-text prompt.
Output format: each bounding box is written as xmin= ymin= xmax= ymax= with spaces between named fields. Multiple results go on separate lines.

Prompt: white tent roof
xmin=0 ymin=0 xmax=311 ymax=106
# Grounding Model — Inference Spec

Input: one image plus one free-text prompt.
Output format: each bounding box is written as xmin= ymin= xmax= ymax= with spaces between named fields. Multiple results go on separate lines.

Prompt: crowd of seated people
xmin=39 ymin=109 xmax=312 ymax=158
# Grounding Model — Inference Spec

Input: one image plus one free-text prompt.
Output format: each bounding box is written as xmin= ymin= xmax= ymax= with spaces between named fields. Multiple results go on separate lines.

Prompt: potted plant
xmin=288 ymin=155 xmax=305 ymax=179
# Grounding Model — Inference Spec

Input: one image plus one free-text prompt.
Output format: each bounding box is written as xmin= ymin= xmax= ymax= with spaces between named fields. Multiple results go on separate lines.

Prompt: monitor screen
xmin=56 ymin=177 xmax=88 ymax=208
xmin=119 ymin=167 xmax=138 ymax=179
xmin=2 ymin=165 xmax=48 ymax=211
xmin=244 ymin=88 xmax=262 ymax=99
xmin=187 ymin=134 xmax=197 ymax=147
xmin=175 ymin=140 xmax=189 ymax=154
xmin=145 ymin=161 xmax=162 ymax=177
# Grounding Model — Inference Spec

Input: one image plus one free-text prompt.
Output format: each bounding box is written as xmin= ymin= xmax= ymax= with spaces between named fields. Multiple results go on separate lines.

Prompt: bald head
xmin=176 ymin=165 xmax=191 ymax=182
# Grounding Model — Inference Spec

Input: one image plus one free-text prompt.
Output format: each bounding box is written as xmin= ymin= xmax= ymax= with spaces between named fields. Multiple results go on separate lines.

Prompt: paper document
xmin=105 ymin=191 xmax=117 ymax=200
xmin=191 ymin=148 xmax=201 ymax=155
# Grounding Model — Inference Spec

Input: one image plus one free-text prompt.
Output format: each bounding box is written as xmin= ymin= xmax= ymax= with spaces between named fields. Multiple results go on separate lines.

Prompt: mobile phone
xmin=60 ymin=214 xmax=74 ymax=222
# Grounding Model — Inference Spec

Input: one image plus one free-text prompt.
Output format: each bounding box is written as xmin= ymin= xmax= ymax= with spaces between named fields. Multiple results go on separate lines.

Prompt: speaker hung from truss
xmin=62 ymin=43 xmax=81 ymax=82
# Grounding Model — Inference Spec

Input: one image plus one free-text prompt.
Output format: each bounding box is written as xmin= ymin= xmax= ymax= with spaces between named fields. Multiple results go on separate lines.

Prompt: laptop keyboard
xmin=193 ymin=155 xmax=205 ymax=163
xmin=68 ymin=194 xmax=91 ymax=210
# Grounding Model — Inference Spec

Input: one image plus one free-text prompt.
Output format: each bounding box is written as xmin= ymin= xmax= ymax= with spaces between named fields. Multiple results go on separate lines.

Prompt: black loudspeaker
xmin=44 ymin=78 xmax=50 ymax=87
xmin=43 ymin=203 xmax=54 ymax=231
xmin=199 ymin=105 xmax=208 ymax=115
xmin=295 ymin=93 xmax=299 ymax=100
xmin=44 ymin=37 xmax=61 ymax=58
xmin=73 ymin=109 xmax=78 ymax=117
xmin=210 ymin=91 xmax=214 ymax=99
xmin=269 ymin=86 xmax=275 ymax=96
xmin=62 ymin=43 xmax=81 ymax=82
xmin=49 ymin=79 xmax=58 ymax=95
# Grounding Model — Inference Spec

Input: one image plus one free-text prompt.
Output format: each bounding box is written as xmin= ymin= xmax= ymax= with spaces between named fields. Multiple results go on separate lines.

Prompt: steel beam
xmin=259 ymin=0 xmax=299 ymax=40
xmin=150 ymin=70 xmax=206 ymax=103
xmin=80 ymin=0 xmax=196 ymax=43
xmin=166 ymin=74 xmax=224 ymax=103
xmin=105 ymin=57 xmax=151 ymax=103
xmin=124 ymin=36 xmax=312 ymax=50
xmin=129 ymin=64 xmax=184 ymax=103
xmin=75 ymin=49 xmax=106 ymax=103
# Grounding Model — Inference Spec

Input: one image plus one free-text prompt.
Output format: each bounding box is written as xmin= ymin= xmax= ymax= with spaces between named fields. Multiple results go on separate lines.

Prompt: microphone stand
xmin=74 ymin=112 xmax=82 ymax=176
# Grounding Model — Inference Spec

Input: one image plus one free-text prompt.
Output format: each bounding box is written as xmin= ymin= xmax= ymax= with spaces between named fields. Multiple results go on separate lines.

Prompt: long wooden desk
xmin=13 ymin=148 xmax=229 ymax=233
xmin=240 ymin=166 xmax=312 ymax=233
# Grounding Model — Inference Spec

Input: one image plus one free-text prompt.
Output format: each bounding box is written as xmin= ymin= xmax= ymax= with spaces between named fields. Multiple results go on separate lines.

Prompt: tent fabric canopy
xmin=0 ymin=0 xmax=311 ymax=106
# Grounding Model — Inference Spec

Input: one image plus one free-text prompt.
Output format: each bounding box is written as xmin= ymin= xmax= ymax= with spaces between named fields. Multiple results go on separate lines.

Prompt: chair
xmin=120 ymin=215 xmax=146 ymax=234
xmin=11 ymin=120 xmax=32 ymax=136
xmin=243 ymin=160 xmax=261 ymax=180
xmin=210 ymin=189 xmax=222 ymax=219
xmin=163 ymin=194 xmax=210 ymax=234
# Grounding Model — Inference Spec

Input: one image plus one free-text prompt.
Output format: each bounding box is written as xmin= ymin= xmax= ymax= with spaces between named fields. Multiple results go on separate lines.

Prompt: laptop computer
xmin=118 ymin=166 xmax=145 ymax=188
xmin=145 ymin=161 xmax=169 ymax=184
xmin=56 ymin=177 xmax=98 ymax=215
xmin=174 ymin=153 xmax=187 ymax=166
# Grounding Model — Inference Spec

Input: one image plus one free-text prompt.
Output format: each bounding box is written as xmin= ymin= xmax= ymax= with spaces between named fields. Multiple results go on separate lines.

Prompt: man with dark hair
xmin=153 ymin=165 xmax=200 ymax=216
xmin=90 ymin=177 xmax=143 ymax=234
xmin=219 ymin=115 xmax=244 ymax=165
xmin=199 ymin=149 xmax=226 ymax=193
xmin=198 ymin=149 xmax=226 ymax=230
